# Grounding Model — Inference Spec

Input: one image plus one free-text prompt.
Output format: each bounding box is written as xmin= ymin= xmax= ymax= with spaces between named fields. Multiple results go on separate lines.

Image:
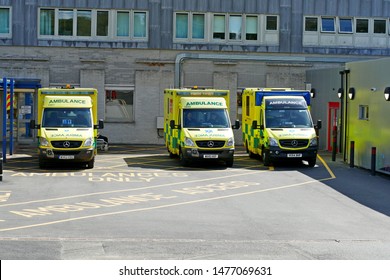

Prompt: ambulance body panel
xmin=242 ymin=88 xmax=320 ymax=167
xmin=164 ymin=88 xmax=238 ymax=167
xmin=31 ymin=87 xmax=103 ymax=168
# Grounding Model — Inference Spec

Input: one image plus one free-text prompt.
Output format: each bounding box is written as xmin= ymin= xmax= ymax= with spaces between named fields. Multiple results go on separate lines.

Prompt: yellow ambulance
xmin=30 ymin=86 xmax=103 ymax=168
xmin=242 ymin=88 xmax=321 ymax=167
xmin=164 ymin=88 xmax=239 ymax=167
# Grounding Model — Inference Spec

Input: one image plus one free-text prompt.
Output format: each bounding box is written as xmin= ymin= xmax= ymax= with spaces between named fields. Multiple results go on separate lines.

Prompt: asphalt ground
xmin=0 ymin=144 xmax=390 ymax=260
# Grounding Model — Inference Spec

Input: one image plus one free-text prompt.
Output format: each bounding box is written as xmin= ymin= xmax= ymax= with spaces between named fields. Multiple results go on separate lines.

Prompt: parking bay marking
xmin=0 ymin=177 xmax=330 ymax=233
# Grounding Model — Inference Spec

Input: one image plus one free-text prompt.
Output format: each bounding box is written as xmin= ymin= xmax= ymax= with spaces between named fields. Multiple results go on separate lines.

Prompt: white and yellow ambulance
xmin=242 ymin=88 xmax=321 ymax=166
xmin=30 ymin=86 xmax=103 ymax=168
xmin=164 ymin=88 xmax=239 ymax=167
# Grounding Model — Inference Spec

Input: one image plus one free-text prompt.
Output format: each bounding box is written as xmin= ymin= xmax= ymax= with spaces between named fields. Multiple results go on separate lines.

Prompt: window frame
xmin=373 ymin=18 xmax=386 ymax=34
xmin=173 ymin=11 xmax=206 ymax=42
xmin=0 ymin=6 xmax=12 ymax=38
xmin=304 ymin=16 xmax=318 ymax=32
xmin=338 ymin=17 xmax=353 ymax=33
xmin=355 ymin=18 xmax=369 ymax=33
xmin=38 ymin=7 xmax=148 ymax=41
xmin=321 ymin=17 xmax=336 ymax=33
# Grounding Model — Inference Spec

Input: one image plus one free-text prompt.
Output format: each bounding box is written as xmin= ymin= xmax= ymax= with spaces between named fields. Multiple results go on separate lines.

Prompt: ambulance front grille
xmin=51 ymin=141 xmax=83 ymax=148
xmin=279 ymin=139 xmax=309 ymax=148
xmin=196 ymin=140 xmax=225 ymax=148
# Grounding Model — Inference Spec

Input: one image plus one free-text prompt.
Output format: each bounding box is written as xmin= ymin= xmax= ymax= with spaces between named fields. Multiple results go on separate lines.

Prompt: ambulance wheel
xmin=307 ymin=157 xmax=316 ymax=167
xmin=179 ymin=149 xmax=190 ymax=166
xmin=262 ymin=149 xmax=271 ymax=166
xmin=39 ymin=159 xmax=47 ymax=169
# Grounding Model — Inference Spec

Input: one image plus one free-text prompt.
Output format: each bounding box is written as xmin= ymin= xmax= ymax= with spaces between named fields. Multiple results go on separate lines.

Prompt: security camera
xmin=370 ymin=87 xmax=377 ymax=92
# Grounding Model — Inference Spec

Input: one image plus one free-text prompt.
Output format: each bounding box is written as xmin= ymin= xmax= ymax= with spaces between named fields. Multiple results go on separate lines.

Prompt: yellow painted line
xmin=317 ymin=154 xmax=336 ymax=179
xmin=0 ymin=170 xmax=265 ymax=208
xmin=0 ymin=178 xmax=322 ymax=233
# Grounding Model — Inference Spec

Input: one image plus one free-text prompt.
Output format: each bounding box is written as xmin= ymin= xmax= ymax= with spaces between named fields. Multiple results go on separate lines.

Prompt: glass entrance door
xmin=16 ymin=92 xmax=34 ymax=143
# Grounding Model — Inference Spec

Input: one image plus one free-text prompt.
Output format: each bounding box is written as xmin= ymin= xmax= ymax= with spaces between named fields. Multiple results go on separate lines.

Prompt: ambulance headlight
xmin=39 ymin=137 xmax=50 ymax=147
xmin=84 ymin=137 xmax=93 ymax=147
xmin=309 ymin=137 xmax=318 ymax=147
xmin=269 ymin=137 xmax=279 ymax=147
xmin=184 ymin=137 xmax=195 ymax=147
xmin=227 ymin=137 xmax=234 ymax=147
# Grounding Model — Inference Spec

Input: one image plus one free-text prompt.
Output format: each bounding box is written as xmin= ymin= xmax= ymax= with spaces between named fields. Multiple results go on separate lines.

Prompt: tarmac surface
xmin=0 ymin=144 xmax=390 ymax=260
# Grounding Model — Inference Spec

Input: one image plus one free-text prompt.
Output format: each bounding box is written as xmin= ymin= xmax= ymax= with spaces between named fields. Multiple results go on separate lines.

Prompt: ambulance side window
xmin=245 ymin=96 xmax=250 ymax=116
xmin=260 ymin=109 xmax=264 ymax=127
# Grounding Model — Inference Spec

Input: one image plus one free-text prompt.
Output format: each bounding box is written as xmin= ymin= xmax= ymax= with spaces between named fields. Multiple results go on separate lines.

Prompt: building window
xmin=117 ymin=11 xmax=130 ymax=36
xmin=175 ymin=13 xmax=188 ymax=39
xmin=229 ymin=15 xmax=242 ymax=40
xmin=213 ymin=15 xmax=226 ymax=39
xmin=58 ymin=9 xmax=73 ymax=36
xmin=39 ymin=8 xmax=54 ymax=36
xmin=356 ymin=19 xmax=369 ymax=33
xmin=134 ymin=12 xmax=147 ymax=38
xmin=105 ymin=89 xmax=134 ymax=122
xmin=321 ymin=17 xmax=335 ymax=32
xmin=266 ymin=15 xmax=278 ymax=31
xmin=0 ymin=7 xmax=10 ymax=35
xmin=77 ymin=10 xmax=92 ymax=36
xmin=192 ymin=14 xmax=205 ymax=39
xmin=339 ymin=18 xmax=353 ymax=33
xmin=39 ymin=8 xmax=148 ymax=41
xmin=359 ymin=105 xmax=369 ymax=120
xmin=374 ymin=19 xmax=386 ymax=34
xmin=305 ymin=17 xmax=318 ymax=31
xmin=97 ymin=11 xmax=109 ymax=36
xmin=245 ymin=16 xmax=258 ymax=40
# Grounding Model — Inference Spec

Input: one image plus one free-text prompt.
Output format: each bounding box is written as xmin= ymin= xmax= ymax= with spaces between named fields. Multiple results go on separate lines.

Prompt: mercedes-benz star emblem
xmin=63 ymin=141 xmax=71 ymax=148
xmin=207 ymin=141 xmax=214 ymax=148
xmin=291 ymin=140 xmax=298 ymax=147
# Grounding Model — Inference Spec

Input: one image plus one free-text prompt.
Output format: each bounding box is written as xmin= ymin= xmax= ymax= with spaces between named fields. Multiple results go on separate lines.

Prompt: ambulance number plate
xmin=59 ymin=155 xmax=75 ymax=159
xmin=204 ymin=154 xmax=218 ymax=159
xmin=287 ymin=153 xmax=302 ymax=158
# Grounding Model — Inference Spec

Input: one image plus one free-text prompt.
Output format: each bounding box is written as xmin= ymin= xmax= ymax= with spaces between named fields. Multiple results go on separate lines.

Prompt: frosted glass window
xmin=39 ymin=9 xmax=54 ymax=35
xmin=134 ymin=12 xmax=147 ymax=37
xmin=176 ymin=13 xmax=188 ymax=38
xmin=192 ymin=14 xmax=205 ymax=39
xmin=117 ymin=11 xmax=130 ymax=36
xmin=246 ymin=16 xmax=258 ymax=40
xmin=213 ymin=15 xmax=225 ymax=39
xmin=229 ymin=15 xmax=242 ymax=40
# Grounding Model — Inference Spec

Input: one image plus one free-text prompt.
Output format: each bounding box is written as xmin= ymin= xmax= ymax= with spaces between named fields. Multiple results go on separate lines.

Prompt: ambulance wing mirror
xmin=232 ymin=120 xmax=240 ymax=129
xmin=29 ymin=119 xmax=40 ymax=129
xmin=170 ymin=120 xmax=181 ymax=129
xmin=315 ymin=120 xmax=322 ymax=130
xmin=252 ymin=120 xmax=261 ymax=130
xmin=94 ymin=119 xmax=104 ymax=129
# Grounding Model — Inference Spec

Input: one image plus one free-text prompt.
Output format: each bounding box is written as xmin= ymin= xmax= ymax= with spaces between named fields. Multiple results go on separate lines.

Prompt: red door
xmin=327 ymin=102 xmax=340 ymax=151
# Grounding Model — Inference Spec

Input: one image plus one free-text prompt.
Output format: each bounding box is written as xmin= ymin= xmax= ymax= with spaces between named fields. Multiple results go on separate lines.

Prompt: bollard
xmin=371 ymin=147 xmax=376 ymax=176
xmin=349 ymin=141 xmax=354 ymax=168
xmin=332 ymin=125 xmax=337 ymax=161
xmin=0 ymin=152 xmax=2 ymax=181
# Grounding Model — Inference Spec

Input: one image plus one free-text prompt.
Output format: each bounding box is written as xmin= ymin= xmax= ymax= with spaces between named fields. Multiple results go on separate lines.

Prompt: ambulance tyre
xmin=179 ymin=148 xmax=190 ymax=166
xmin=307 ymin=157 xmax=316 ymax=167
xmin=39 ymin=159 xmax=47 ymax=169
xmin=262 ymin=148 xmax=271 ymax=166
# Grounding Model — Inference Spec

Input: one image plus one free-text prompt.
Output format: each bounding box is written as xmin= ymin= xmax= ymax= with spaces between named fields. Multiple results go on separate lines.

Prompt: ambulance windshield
xmin=183 ymin=109 xmax=230 ymax=128
xmin=42 ymin=108 xmax=92 ymax=128
xmin=265 ymin=109 xmax=313 ymax=128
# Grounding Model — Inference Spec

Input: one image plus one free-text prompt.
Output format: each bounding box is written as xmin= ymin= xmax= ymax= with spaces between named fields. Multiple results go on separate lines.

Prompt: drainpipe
xmin=174 ymin=53 xmax=367 ymax=88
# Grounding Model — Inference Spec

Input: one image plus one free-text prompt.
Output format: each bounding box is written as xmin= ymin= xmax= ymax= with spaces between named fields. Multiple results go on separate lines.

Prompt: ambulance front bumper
xmin=38 ymin=147 xmax=95 ymax=163
xmin=181 ymin=147 xmax=234 ymax=161
xmin=268 ymin=146 xmax=318 ymax=160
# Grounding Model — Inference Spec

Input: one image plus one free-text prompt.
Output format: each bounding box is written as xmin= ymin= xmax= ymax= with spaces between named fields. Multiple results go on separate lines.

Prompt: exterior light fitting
xmin=348 ymin=88 xmax=355 ymax=100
